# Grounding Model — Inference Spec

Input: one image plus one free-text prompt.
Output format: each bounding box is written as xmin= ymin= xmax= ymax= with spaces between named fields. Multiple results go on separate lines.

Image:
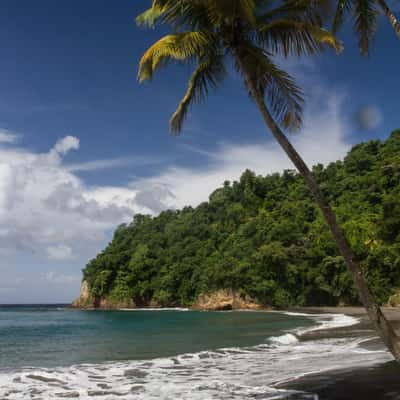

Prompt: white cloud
xmin=0 ymin=129 xmax=19 ymax=144
xmin=46 ymin=244 xmax=73 ymax=261
xmin=66 ymin=157 xmax=132 ymax=172
xmin=0 ymin=90 xmax=351 ymax=264
xmin=131 ymin=92 xmax=351 ymax=209
xmin=0 ymin=137 xmax=140 ymax=260
xmin=41 ymin=271 xmax=80 ymax=285
xmin=53 ymin=135 xmax=80 ymax=155
xmin=65 ymin=154 xmax=160 ymax=172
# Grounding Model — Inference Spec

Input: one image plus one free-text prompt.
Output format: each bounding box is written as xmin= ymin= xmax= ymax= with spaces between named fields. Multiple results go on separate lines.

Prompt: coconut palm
xmin=333 ymin=0 xmax=400 ymax=54
xmin=137 ymin=0 xmax=400 ymax=361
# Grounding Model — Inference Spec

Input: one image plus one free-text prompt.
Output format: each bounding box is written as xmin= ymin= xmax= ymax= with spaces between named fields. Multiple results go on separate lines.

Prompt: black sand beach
xmin=282 ymin=362 xmax=400 ymax=399
xmin=280 ymin=307 xmax=400 ymax=400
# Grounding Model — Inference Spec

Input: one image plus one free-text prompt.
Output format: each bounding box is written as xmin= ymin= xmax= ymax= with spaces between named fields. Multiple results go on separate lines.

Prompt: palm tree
xmin=136 ymin=0 xmax=400 ymax=361
xmin=333 ymin=0 xmax=400 ymax=54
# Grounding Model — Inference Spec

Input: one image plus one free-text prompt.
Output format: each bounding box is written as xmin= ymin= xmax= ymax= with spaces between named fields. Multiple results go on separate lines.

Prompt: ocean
xmin=0 ymin=305 xmax=391 ymax=399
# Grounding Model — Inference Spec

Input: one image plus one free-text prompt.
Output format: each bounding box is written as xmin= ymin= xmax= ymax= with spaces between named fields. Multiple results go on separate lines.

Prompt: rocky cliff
xmin=72 ymin=280 xmax=138 ymax=309
xmin=72 ymin=280 xmax=94 ymax=308
xmin=192 ymin=289 xmax=263 ymax=311
xmin=72 ymin=282 xmax=263 ymax=311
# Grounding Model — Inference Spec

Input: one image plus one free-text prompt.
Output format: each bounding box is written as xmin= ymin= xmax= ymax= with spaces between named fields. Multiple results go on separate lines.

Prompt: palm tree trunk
xmin=235 ymin=52 xmax=400 ymax=362
xmin=378 ymin=0 xmax=400 ymax=39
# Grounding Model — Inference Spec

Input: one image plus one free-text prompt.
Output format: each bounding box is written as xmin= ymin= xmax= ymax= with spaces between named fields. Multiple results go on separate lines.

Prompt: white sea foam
xmin=0 ymin=312 xmax=391 ymax=400
xmin=269 ymin=333 xmax=299 ymax=345
xmin=280 ymin=311 xmax=360 ymax=334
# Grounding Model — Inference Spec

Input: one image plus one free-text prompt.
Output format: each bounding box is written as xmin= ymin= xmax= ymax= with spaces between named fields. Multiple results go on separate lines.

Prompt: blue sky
xmin=0 ymin=0 xmax=399 ymax=303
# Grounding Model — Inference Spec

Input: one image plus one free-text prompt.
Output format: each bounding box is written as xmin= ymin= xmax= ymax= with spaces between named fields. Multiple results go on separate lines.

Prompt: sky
xmin=0 ymin=0 xmax=399 ymax=303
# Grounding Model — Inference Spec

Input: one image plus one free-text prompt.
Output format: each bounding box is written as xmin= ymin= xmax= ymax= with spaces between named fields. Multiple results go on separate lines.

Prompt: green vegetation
xmin=134 ymin=0 xmax=400 ymax=360
xmin=333 ymin=0 xmax=400 ymax=55
xmin=83 ymin=131 xmax=400 ymax=308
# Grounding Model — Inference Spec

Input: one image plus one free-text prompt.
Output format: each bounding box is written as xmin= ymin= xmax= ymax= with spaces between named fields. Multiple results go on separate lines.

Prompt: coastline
xmin=1 ymin=305 xmax=397 ymax=399
xmin=277 ymin=307 xmax=400 ymax=400
xmin=279 ymin=361 xmax=400 ymax=400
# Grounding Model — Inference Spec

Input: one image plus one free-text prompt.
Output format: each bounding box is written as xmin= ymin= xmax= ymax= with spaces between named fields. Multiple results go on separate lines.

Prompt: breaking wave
xmin=0 ymin=313 xmax=391 ymax=399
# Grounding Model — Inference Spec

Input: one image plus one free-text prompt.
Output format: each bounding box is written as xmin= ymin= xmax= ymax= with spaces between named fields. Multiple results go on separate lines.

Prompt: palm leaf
xmin=235 ymin=44 xmax=304 ymax=130
xmin=257 ymin=0 xmax=325 ymax=24
xmin=137 ymin=0 xmax=341 ymax=132
xmin=136 ymin=0 xmax=178 ymax=27
xmin=237 ymin=0 xmax=258 ymax=26
xmin=354 ymin=0 xmax=378 ymax=54
xmin=144 ymin=1 xmax=211 ymax=30
xmin=138 ymin=31 xmax=215 ymax=82
xmin=332 ymin=0 xmax=353 ymax=33
xmin=170 ymin=54 xmax=227 ymax=133
xmin=136 ymin=6 xmax=164 ymax=28
xmin=258 ymin=20 xmax=343 ymax=56
xmin=206 ymin=0 xmax=256 ymax=26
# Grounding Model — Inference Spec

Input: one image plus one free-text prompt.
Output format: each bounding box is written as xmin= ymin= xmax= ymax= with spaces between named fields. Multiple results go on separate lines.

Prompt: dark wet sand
xmin=280 ymin=307 xmax=400 ymax=399
xmin=281 ymin=361 xmax=400 ymax=400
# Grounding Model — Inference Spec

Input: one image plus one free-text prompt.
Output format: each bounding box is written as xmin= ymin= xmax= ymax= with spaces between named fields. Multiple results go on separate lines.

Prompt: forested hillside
xmin=82 ymin=131 xmax=400 ymax=308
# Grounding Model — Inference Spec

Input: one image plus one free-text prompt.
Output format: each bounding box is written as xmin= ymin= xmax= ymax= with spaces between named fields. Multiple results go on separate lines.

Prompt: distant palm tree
xmin=333 ymin=0 xmax=400 ymax=54
xmin=137 ymin=0 xmax=400 ymax=361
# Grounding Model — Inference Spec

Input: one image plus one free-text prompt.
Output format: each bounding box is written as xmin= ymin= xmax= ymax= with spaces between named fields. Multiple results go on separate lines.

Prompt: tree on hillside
xmin=333 ymin=0 xmax=400 ymax=55
xmin=136 ymin=0 xmax=400 ymax=361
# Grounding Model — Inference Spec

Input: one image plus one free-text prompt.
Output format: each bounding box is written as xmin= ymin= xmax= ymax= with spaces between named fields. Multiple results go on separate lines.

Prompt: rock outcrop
xmin=72 ymin=283 xmax=262 ymax=311
xmin=72 ymin=280 xmax=156 ymax=309
xmin=388 ymin=290 xmax=400 ymax=307
xmin=191 ymin=289 xmax=263 ymax=311
xmin=72 ymin=280 xmax=94 ymax=308
xmin=95 ymin=297 xmax=136 ymax=309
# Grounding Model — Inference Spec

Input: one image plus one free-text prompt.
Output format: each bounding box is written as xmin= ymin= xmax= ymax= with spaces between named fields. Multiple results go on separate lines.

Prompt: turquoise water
xmin=0 ymin=306 xmax=389 ymax=399
xmin=0 ymin=305 xmax=314 ymax=369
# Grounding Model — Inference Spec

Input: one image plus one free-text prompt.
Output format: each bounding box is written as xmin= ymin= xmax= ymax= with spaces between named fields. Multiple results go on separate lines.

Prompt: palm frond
xmin=238 ymin=0 xmax=258 ymax=26
xmin=170 ymin=54 xmax=227 ymax=133
xmin=257 ymin=0 xmax=324 ymax=24
xmin=235 ymin=44 xmax=304 ymax=130
xmin=164 ymin=1 xmax=211 ymax=30
xmin=332 ymin=0 xmax=353 ymax=33
xmin=136 ymin=6 xmax=164 ymax=28
xmin=135 ymin=1 xmax=206 ymax=30
xmin=136 ymin=0 xmax=341 ymax=133
xmin=257 ymin=20 xmax=343 ymax=56
xmin=354 ymin=0 xmax=378 ymax=54
xmin=144 ymin=1 xmax=212 ymax=30
xmin=206 ymin=0 xmax=257 ymax=26
xmin=138 ymin=31 xmax=215 ymax=82
xmin=136 ymin=0 xmax=177 ymax=27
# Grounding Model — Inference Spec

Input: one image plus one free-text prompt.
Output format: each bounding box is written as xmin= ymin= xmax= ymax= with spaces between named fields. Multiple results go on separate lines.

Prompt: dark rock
xmin=26 ymin=374 xmax=66 ymax=385
xmin=123 ymin=369 xmax=148 ymax=379
xmin=55 ymin=391 xmax=80 ymax=398
xmin=87 ymin=390 xmax=124 ymax=396
xmin=97 ymin=383 xmax=111 ymax=389
xmin=130 ymin=385 xmax=145 ymax=393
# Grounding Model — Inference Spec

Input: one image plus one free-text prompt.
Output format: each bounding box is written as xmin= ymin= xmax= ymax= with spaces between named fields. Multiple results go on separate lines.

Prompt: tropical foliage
xmin=332 ymin=0 xmax=400 ymax=55
xmin=134 ymin=1 xmax=400 ymax=361
xmin=83 ymin=131 xmax=400 ymax=308
xmin=136 ymin=0 xmax=342 ymax=133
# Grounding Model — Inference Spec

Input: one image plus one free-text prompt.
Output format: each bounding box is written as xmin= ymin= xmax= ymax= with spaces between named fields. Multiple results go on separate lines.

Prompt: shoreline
xmin=279 ymin=361 xmax=400 ymax=400
xmin=277 ymin=307 xmax=400 ymax=400
xmin=1 ymin=306 xmax=398 ymax=399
